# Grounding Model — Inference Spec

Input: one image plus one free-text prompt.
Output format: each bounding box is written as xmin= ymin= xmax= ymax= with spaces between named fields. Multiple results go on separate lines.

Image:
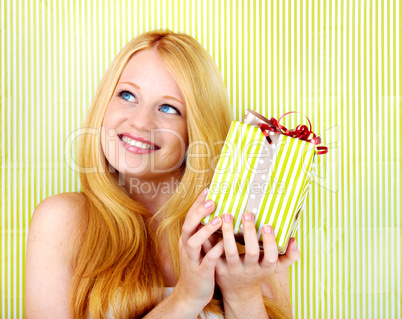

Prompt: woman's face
xmin=100 ymin=49 xmax=188 ymax=185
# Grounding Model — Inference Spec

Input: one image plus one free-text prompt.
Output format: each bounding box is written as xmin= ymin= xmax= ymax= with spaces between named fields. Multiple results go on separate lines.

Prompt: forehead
xmin=118 ymin=49 xmax=184 ymax=100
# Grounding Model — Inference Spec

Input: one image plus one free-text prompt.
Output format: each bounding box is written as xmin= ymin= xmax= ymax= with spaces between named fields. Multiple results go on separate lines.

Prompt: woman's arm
xmin=143 ymin=188 xmax=225 ymax=319
xmin=25 ymin=193 xmax=85 ymax=319
xmin=261 ymin=269 xmax=294 ymax=317
xmin=221 ymin=267 xmax=294 ymax=319
xmin=209 ymin=212 xmax=300 ymax=319
xmin=142 ymin=289 xmax=207 ymax=319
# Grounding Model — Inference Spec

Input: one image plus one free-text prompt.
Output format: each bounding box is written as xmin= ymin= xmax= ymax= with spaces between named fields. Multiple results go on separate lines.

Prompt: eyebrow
xmin=120 ymin=81 xmax=141 ymax=91
xmin=162 ymin=95 xmax=185 ymax=105
xmin=119 ymin=81 xmax=185 ymax=105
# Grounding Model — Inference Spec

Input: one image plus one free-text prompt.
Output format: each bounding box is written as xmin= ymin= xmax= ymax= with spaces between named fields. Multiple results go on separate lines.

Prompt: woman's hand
xmin=208 ymin=211 xmax=301 ymax=309
xmin=171 ymin=188 xmax=224 ymax=313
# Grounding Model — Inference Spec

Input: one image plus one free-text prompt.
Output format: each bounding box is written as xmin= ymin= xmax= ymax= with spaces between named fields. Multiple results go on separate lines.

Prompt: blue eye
xmin=118 ymin=91 xmax=135 ymax=102
xmin=160 ymin=104 xmax=180 ymax=115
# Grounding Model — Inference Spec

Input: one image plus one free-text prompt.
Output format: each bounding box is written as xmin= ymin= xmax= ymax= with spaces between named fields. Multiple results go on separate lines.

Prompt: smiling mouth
xmin=118 ymin=134 xmax=160 ymax=150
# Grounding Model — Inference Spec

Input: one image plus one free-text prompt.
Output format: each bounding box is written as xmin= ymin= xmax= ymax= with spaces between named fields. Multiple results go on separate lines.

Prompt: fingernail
xmin=203 ymin=200 xmax=214 ymax=208
xmin=243 ymin=212 xmax=252 ymax=221
xmin=223 ymin=213 xmax=232 ymax=223
xmin=211 ymin=216 xmax=221 ymax=225
xmin=201 ymin=188 xmax=209 ymax=197
xmin=292 ymin=239 xmax=298 ymax=250
xmin=262 ymin=225 xmax=273 ymax=234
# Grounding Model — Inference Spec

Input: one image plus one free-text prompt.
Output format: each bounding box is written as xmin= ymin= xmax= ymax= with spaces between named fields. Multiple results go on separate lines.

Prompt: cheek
xmin=179 ymin=124 xmax=188 ymax=146
xmin=100 ymin=128 xmax=112 ymax=162
xmin=175 ymin=125 xmax=188 ymax=151
xmin=101 ymin=107 xmax=125 ymax=143
xmin=159 ymin=123 xmax=188 ymax=146
xmin=100 ymin=116 xmax=120 ymax=162
xmin=102 ymin=107 xmax=119 ymax=128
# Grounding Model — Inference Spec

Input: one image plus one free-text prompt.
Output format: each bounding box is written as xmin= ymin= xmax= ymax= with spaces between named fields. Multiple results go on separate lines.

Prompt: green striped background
xmin=0 ymin=0 xmax=400 ymax=318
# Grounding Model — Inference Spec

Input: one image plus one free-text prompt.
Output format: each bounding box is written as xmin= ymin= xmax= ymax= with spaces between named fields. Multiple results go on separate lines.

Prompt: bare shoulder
xmin=30 ymin=192 xmax=88 ymax=229
xmin=26 ymin=192 xmax=89 ymax=318
xmin=28 ymin=192 xmax=88 ymax=257
xmin=32 ymin=191 xmax=87 ymax=218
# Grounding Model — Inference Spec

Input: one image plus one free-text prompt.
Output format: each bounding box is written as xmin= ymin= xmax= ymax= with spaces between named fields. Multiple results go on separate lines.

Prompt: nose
xmin=127 ymin=105 xmax=156 ymax=131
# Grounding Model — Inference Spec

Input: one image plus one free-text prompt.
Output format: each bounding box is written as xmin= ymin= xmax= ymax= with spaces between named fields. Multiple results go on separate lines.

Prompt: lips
xmin=118 ymin=132 xmax=160 ymax=154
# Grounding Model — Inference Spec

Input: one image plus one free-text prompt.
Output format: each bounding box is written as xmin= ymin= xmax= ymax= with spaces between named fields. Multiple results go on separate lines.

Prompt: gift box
xmin=202 ymin=110 xmax=327 ymax=254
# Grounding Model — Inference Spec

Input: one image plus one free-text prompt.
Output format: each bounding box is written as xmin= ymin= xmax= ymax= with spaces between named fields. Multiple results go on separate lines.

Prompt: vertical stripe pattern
xmin=0 ymin=1 xmax=400 ymax=318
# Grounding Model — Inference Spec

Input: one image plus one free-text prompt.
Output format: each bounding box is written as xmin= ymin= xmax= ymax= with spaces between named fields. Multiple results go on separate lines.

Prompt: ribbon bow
xmin=242 ymin=109 xmax=328 ymax=155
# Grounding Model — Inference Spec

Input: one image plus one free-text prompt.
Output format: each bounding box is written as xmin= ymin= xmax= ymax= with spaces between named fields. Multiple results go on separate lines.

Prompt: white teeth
xmin=122 ymin=136 xmax=158 ymax=150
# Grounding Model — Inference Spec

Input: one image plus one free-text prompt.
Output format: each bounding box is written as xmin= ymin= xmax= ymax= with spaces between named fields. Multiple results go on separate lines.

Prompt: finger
xmin=221 ymin=213 xmax=240 ymax=266
xmin=200 ymin=239 xmax=225 ymax=273
xmin=202 ymin=233 xmax=223 ymax=256
xmin=276 ymin=238 xmax=301 ymax=271
xmin=215 ymin=253 xmax=227 ymax=269
xmin=242 ymin=212 xmax=261 ymax=268
xmin=186 ymin=216 xmax=222 ymax=262
xmin=202 ymin=237 xmax=225 ymax=269
xmin=202 ymin=238 xmax=213 ymax=255
xmin=201 ymin=231 xmax=220 ymax=251
xmin=187 ymin=187 xmax=210 ymax=216
xmin=260 ymin=225 xmax=279 ymax=269
xmin=181 ymin=188 xmax=215 ymax=245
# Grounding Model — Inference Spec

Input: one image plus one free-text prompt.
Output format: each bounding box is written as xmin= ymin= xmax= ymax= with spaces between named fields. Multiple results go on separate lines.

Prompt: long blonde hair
xmin=72 ymin=30 xmax=288 ymax=318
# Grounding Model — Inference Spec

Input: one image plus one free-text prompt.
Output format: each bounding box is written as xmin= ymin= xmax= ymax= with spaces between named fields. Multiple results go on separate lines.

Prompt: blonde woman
xmin=25 ymin=30 xmax=301 ymax=319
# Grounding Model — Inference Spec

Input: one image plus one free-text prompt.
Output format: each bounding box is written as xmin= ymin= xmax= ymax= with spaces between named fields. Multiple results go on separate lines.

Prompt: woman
xmin=25 ymin=30 xmax=300 ymax=319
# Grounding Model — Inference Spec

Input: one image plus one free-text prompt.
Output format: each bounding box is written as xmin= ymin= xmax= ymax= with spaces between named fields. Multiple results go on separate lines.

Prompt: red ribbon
xmin=243 ymin=110 xmax=328 ymax=155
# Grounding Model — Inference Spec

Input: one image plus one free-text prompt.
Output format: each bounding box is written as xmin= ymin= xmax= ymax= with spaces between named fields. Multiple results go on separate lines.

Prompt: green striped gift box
xmin=202 ymin=120 xmax=316 ymax=254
